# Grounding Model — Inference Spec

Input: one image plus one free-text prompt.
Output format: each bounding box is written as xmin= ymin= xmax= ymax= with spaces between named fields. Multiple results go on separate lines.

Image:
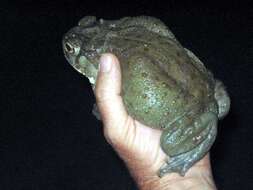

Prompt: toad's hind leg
xmin=159 ymin=112 xmax=217 ymax=177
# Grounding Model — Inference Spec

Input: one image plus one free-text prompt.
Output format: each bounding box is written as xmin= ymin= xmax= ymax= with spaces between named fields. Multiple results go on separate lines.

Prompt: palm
xmin=113 ymin=115 xmax=210 ymax=174
xmin=118 ymin=116 xmax=166 ymax=170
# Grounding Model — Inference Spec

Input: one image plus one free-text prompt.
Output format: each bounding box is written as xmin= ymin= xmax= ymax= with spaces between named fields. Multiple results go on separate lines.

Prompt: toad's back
xmin=103 ymin=27 xmax=216 ymax=129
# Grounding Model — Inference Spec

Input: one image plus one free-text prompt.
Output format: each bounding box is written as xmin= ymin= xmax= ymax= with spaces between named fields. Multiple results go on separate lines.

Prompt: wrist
xmin=132 ymin=169 xmax=217 ymax=190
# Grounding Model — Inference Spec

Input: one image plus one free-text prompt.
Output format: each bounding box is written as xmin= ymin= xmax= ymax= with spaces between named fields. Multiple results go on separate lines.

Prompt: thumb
xmin=95 ymin=53 xmax=128 ymax=141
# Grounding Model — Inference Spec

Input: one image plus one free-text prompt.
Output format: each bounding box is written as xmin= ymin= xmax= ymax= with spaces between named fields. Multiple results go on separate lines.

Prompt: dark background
xmin=1 ymin=0 xmax=252 ymax=189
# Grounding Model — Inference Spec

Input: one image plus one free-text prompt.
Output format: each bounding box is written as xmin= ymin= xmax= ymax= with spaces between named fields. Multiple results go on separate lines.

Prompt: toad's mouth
xmin=64 ymin=53 xmax=98 ymax=85
xmin=64 ymin=52 xmax=75 ymax=66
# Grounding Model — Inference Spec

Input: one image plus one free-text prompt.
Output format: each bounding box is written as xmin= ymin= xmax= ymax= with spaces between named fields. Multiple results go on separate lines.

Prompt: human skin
xmin=94 ymin=53 xmax=217 ymax=190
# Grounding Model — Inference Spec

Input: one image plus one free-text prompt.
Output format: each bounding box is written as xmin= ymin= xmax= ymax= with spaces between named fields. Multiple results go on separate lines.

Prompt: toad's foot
xmin=92 ymin=104 xmax=101 ymax=120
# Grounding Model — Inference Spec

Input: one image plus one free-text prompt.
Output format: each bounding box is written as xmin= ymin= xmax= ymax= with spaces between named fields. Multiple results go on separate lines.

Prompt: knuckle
xmin=95 ymin=88 xmax=110 ymax=101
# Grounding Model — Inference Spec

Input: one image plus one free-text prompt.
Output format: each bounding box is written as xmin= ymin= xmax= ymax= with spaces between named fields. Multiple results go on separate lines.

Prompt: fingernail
xmin=99 ymin=54 xmax=112 ymax=73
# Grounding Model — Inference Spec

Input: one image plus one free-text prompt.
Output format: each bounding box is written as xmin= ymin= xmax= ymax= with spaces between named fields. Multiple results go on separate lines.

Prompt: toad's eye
xmin=64 ymin=42 xmax=80 ymax=56
xmin=64 ymin=42 xmax=74 ymax=54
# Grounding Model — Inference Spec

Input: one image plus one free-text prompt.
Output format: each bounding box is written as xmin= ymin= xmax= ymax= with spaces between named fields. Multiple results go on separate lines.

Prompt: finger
xmin=95 ymin=53 xmax=128 ymax=137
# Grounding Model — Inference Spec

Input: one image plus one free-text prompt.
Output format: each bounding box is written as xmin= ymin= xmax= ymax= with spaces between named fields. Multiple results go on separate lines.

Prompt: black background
xmin=1 ymin=0 xmax=253 ymax=189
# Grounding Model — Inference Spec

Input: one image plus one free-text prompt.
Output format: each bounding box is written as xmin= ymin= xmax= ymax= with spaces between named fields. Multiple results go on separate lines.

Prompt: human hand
xmin=95 ymin=53 xmax=217 ymax=190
